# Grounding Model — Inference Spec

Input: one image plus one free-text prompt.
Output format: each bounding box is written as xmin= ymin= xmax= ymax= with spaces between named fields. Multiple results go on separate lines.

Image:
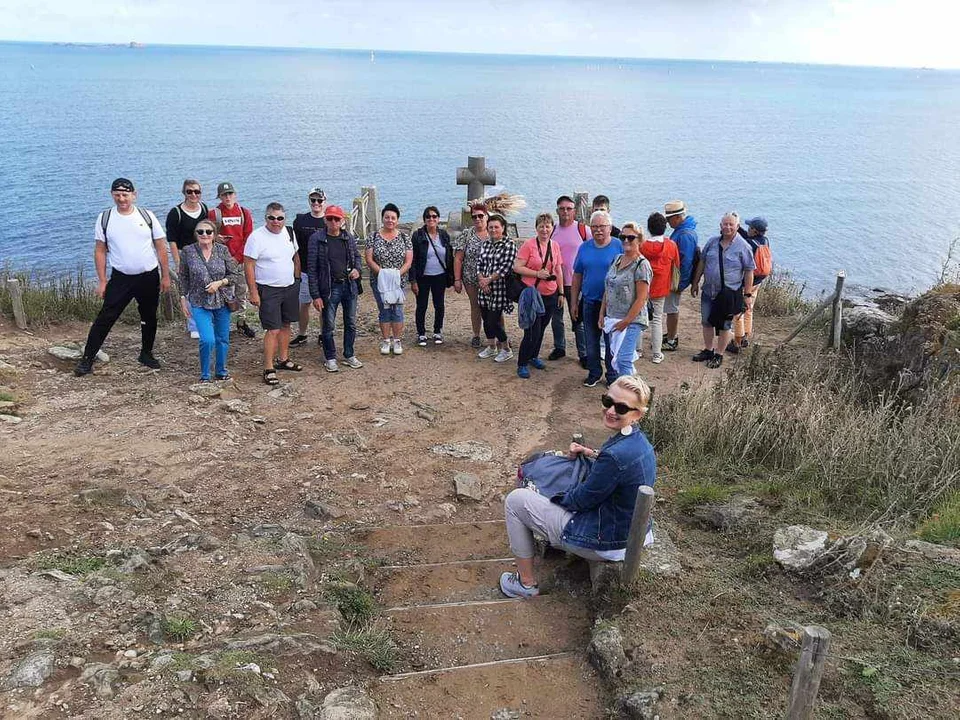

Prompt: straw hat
xmin=664 ymin=200 xmax=686 ymax=218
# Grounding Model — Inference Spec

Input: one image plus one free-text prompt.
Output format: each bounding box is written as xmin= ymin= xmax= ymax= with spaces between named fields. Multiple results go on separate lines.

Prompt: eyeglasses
xmin=184 ymin=189 xmax=202 ymax=195
xmin=425 ymin=214 xmax=439 ymax=219
xmin=309 ymin=197 xmax=324 ymax=204
xmin=266 ymin=215 xmax=285 ymax=222
xmin=601 ymin=393 xmax=640 ymax=415
xmin=471 ymin=214 xmax=486 ymax=220
xmin=590 ymin=224 xmax=610 ymax=230
xmin=195 ymin=228 xmax=215 ymax=236
xmin=557 ymin=206 xmax=575 ymax=212
xmin=621 ymin=235 xmax=639 ymax=242
xmin=324 ymin=216 xmax=342 ymax=222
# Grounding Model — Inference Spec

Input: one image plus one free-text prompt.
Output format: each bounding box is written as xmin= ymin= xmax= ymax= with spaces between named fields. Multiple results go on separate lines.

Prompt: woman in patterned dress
xmin=365 ymin=203 xmax=413 ymax=355
xmin=453 ymin=202 xmax=489 ymax=348
xmin=476 ymin=214 xmax=517 ymax=363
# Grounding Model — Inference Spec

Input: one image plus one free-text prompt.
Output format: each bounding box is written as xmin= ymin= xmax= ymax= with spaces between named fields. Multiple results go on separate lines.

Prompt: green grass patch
xmin=257 ymin=571 xmax=296 ymax=594
xmin=32 ymin=551 xmax=106 ymax=576
xmin=916 ymin=491 xmax=960 ymax=547
xmin=331 ymin=624 xmax=400 ymax=672
xmin=741 ymin=553 xmax=776 ymax=578
xmin=0 ymin=390 xmax=14 ymax=402
xmin=32 ymin=628 xmax=66 ymax=640
xmin=205 ymin=650 xmax=273 ymax=684
xmin=162 ymin=614 xmax=199 ymax=642
xmin=324 ymin=582 xmax=377 ymax=626
xmin=674 ymin=482 xmax=735 ymax=510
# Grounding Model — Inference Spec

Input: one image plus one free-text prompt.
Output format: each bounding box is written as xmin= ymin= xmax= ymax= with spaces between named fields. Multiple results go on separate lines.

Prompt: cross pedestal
xmin=456 ymin=156 xmax=496 ymax=227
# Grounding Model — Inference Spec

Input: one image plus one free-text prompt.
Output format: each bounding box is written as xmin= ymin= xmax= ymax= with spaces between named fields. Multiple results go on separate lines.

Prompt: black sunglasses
xmin=195 ymin=228 xmax=215 ymax=235
xmin=425 ymin=214 xmax=439 ymax=219
xmin=471 ymin=214 xmax=486 ymax=220
xmin=621 ymin=234 xmax=639 ymax=242
xmin=266 ymin=215 xmax=285 ymax=222
xmin=184 ymin=189 xmax=202 ymax=195
xmin=601 ymin=393 xmax=640 ymax=415
xmin=309 ymin=197 xmax=324 ymax=204
xmin=324 ymin=216 xmax=342 ymax=222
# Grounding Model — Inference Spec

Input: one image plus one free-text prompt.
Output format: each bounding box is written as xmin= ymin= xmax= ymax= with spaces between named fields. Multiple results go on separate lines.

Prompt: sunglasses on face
xmin=309 ymin=197 xmax=324 ymax=204
xmin=601 ymin=393 xmax=640 ymax=415
xmin=472 ymin=214 xmax=486 ymax=220
xmin=425 ymin=214 xmax=439 ymax=219
xmin=621 ymin=235 xmax=639 ymax=242
xmin=195 ymin=228 xmax=215 ymax=236
xmin=184 ymin=189 xmax=202 ymax=195
xmin=324 ymin=216 xmax=341 ymax=222
xmin=266 ymin=215 xmax=285 ymax=222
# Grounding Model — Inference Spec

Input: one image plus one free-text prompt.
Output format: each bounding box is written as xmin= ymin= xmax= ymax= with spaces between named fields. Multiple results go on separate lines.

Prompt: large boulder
xmin=773 ymin=525 xmax=830 ymax=571
xmin=4 ymin=650 xmax=55 ymax=688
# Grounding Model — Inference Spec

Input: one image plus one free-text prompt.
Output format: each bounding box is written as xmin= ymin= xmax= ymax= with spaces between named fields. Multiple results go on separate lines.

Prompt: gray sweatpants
xmin=504 ymin=487 xmax=611 ymax=562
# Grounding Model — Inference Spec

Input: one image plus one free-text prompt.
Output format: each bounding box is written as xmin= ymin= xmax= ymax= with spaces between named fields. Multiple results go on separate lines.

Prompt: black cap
xmin=111 ymin=177 xmax=135 ymax=192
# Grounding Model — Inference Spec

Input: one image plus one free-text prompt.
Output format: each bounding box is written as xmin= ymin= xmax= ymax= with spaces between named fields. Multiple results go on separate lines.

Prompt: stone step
xmin=374 ymin=653 xmax=602 ymax=719
xmin=385 ymin=595 xmax=591 ymax=674
xmin=375 ymin=558 xmax=512 ymax=607
xmin=358 ymin=520 xmax=509 ymax=566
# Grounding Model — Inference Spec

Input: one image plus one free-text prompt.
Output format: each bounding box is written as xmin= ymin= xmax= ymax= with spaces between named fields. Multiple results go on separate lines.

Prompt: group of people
xmin=73 ymin=178 xmax=771 ymax=387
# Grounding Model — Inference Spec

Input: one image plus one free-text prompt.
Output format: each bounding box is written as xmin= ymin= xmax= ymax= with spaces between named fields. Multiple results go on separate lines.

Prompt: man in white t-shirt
xmin=244 ymin=202 xmax=303 ymax=385
xmin=75 ymin=178 xmax=171 ymax=376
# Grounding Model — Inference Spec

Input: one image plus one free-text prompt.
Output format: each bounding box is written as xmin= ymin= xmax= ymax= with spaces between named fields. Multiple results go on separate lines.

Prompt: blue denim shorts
xmin=370 ymin=279 xmax=404 ymax=323
xmin=700 ymin=294 xmax=732 ymax=331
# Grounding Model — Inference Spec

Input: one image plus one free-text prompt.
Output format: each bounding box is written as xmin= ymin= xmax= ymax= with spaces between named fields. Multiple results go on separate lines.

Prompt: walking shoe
xmin=725 ymin=340 xmax=741 ymax=355
xmin=663 ymin=337 xmax=679 ymax=352
xmin=342 ymin=356 xmax=363 ymax=369
xmin=324 ymin=359 xmax=340 ymax=372
xmin=215 ymin=373 xmax=231 ymax=381
xmin=499 ymin=571 xmax=539 ymax=599
xmin=392 ymin=339 xmax=403 ymax=355
xmin=138 ymin=352 xmax=161 ymax=369
xmin=740 ymin=337 xmax=750 ymax=348
xmin=494 ymin=348 xmax=514 ymax=363
xmin=433 ymin=333 xmax=443 ymax=345
xmin=517 ymin=365 xmax=530 ymax=379
xmin=651 ymin=352 xmax=665 ymax=365
xmin=471 ymin=336 xmax=482 ymax=349
xmin=530 ymin=358 xmax=545 ymax=370
xmin=290 ymin=334 xmax=308 ymax=347
xmin=380 ymin=339 xmax=392 ymax=355
xmin=417 ymin=335 xmax=428 ymax=347
xmin=579 ymin=357 xmax=589 ymax=369
xmin=74 ymin=357 xmax=94 ymax=376
xmin=237 ymin=319 xmax=256 ymax=338
xmin=478 ymin=346 xmax=497 ymax=359
xmin=317 ymin=334 xmax=323 ymax=346
xmin=706 ymin=354 xmax=724 ymax=369
xmin=189 ymin=331 xmax=200 ymax=340
xmin=547 ymin=348 xmax=566 ymax=361
xmin=692 ymin=349 xmax=715 ymax=362
xmin=583 ymin=374 xmax=601 ymax=387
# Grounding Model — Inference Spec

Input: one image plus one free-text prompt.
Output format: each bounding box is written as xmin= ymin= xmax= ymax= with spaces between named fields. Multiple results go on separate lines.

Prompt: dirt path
xmin=0 ymin=292 xmax=797 ymax=717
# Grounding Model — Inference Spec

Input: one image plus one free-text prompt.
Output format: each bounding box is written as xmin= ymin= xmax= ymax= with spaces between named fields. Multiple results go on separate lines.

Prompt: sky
xmin=2 ymin=0 xmax=959 ymax=69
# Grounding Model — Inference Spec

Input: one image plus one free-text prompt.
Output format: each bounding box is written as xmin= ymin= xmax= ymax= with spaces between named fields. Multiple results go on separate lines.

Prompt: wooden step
xmin=374 ymin=653 xmax=603 ymax=719
xmin=385 ymin=595 xmax=591 ymax=673
xmin=359 ymin=520 xmax=509 ymax=566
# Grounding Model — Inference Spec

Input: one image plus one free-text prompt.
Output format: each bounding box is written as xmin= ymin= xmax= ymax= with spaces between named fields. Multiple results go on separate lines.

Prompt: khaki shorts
xmin=664 ymin=290 xmax=682 ymax=314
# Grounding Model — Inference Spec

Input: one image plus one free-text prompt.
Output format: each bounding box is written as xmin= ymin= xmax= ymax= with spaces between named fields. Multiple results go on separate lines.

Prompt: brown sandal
xmin=263 ymin=368 xmax=279 ymax=385
xmin=275 ymin=358 xmax=303 ymax=371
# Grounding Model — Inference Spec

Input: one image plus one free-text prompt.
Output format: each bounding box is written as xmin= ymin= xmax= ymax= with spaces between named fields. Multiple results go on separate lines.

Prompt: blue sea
xmin=1 ymin=41 xmax=958 ymax=294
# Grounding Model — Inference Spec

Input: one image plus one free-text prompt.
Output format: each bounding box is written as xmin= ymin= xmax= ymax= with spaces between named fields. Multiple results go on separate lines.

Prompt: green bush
xmin=754 ymin=270 xmax=812 ymax=317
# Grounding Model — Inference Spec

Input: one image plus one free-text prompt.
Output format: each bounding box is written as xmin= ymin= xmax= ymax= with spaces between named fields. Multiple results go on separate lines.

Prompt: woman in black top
xmin=410 ymin=205 xmax=454 ymax=346
xmin=165 ymin=179 xmax=208 ymax=337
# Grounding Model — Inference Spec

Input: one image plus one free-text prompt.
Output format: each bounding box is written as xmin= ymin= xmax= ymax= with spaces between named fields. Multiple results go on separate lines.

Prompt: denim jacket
xmin=555 ymin=426 xmax=656 ymax=552
xmin=307 ymin=229 xmax=362 ymax=301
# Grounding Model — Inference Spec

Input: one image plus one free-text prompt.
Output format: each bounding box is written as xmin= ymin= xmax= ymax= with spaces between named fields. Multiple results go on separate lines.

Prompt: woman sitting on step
xmin=499 ymin=375 xmax=656 ymax=598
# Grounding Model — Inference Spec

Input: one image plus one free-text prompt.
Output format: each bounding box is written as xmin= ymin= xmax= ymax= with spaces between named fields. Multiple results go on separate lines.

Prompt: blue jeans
xmin=604 ymin=322 xmax=643 ymax=382
xmin=192 ymin=306 xmax=231 ymax=380
xmin=322 ymin=282 xmax=358 ymax=360
xmin=582 ymin=299 xmax=604 ymax=379
xmin=370 ymin=278 xmax=404 ymax=324
xmin=185 ymin=300 xmax=198 ymax=334
xmin=551 ymin=285 xmax=586 ymax=358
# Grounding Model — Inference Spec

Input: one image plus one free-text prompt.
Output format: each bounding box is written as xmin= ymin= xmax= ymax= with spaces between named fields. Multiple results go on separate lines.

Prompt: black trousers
xmin=519 ymin=293 xmax=558 ymax=366
xmin=83 ymin=268 xmax=160 ymax=359
xmin=481 ymin=305 xmax=508 ymax=342
xmin=414 ymin=274 xmax=447 ymax=335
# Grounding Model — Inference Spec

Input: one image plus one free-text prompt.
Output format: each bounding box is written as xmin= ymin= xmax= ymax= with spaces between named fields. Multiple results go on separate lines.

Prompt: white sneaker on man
xmin=189 ymin=331 xmax=200 ymax=339
xmin=380 ymin=339 xmax=391 ymax=355
xmin=478 ymin=346 xmax=496 ymax=359
xmin=392 ymin=339 xmax=403 ymax=355
xmin=324 ymin=359 xmax=339 ymax=373
xmin=342 ymin=356 xmax=363 ymax=369
xmin=494 ymin=348 xmax=514 ymax=363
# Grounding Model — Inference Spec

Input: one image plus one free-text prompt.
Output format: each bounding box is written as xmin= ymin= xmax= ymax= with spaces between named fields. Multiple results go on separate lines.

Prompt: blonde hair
xmin=535 ymin=212 xmax=554 ymax=229
xmin=611 ymin=375 xmax=652 ymax=415
xmin=194 ymin=218 xmax=217 ymax=235
xmin=621 ymin=221 xmax=643 ymax=238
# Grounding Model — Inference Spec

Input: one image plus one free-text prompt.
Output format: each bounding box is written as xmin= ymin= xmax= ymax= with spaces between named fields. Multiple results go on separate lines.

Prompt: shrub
xmin=754 ymin=270 xmax=811 ymax=317
xmin=331 ymin=623 xmax=400 ymax=672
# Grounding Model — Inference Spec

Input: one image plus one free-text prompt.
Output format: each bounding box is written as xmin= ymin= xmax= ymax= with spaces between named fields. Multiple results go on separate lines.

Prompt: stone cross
xmin=456 ymin=156 xmax=496 ymax=204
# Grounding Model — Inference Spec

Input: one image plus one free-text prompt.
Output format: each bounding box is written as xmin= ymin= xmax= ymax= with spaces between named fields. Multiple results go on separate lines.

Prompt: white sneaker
xmin=478 ymin=346 xmax=496 ymax=359
xmin=189 ymin=331 xmax=200 ymax=339
xmin=494 ymin=348 xmax=514 ymax=363
xmin=392 ymin=339 xmax=403 ymax=355
xmin=652 ymin=353 xmax=664 ymax=365
xmin=342 ymin=356 xmax=363 ymax=369
xmin=380 ymin=339 xmax=391 ymax=355
xmin=433 ymin=333 xmax=443 ymax=345
xmin=324 ymin=359 xmax=339 ymax=372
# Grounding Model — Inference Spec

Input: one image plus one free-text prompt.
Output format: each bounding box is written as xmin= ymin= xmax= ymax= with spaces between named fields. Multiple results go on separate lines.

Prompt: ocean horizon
xmin=1 ymin=40 xmax=958 ymax=294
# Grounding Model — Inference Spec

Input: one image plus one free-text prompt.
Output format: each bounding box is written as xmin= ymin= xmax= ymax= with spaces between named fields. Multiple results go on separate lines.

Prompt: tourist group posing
xmin=74 ymin=179 xmax=772 ymax=386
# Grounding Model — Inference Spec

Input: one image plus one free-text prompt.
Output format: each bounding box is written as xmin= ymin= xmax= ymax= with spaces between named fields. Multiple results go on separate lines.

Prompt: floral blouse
xmin=453 ymin=227 xmax=487 ymax=286
xmin=178 ymin=243 xmax=241 ymax=310
xmin=477 ymin=238 xmax=518 ymax=312
xmin=369 ymin=231 xmax=412 ymax=287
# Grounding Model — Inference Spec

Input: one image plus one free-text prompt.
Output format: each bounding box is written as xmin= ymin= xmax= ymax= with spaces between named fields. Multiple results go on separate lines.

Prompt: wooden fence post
xmin=829 ymin=271 xmax=846 ymax=350
xmin=574 ymin=192 xmax=590 ymax=224
xmin=361 ymin=185 xmax=380 ymax=237
xmin=621 ymin=485 xmax=656 ymax=585
xmin=779 ymin=294 xmax=836 ymax=346
xmin=6 ymin=279 xmax=28 ymax=330
xmin=785 ymin=625 xmax=832 ymax=720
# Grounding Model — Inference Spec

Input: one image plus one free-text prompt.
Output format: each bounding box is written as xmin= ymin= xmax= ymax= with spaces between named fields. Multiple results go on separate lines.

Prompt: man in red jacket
xmin=210 ymin=181 xmax=256 ymax=338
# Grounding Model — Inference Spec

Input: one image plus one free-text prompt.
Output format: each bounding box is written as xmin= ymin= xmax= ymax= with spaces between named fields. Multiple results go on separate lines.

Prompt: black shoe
xmin=740 ymin=337 xmax=750 ymax=348
xmin=547 ymin=348 xmax=566 ymax=361
xmin=706 ymin=354 xmax=724 ymax=369
xmin=692 ymin=349 xmax=715 ymax=362
xmin=725 ymin=340 xmax=741 ymax=355
xmin=583 ymin=375 xmax=601 ymax=388
xmin=317 ymin=334 xmax=323 ymax=346
xmin=290 ymin=334 xmax=308 ymax=347
xmin=138 ymin=352 xmax=161 ymax=370
xmin=237 ymin=319 xmax=256 ymax=339
xmin=579 ymin=357 xmax=589 ymax=369
xmin=663 ymin=337 xmax=679 ymax=352
xmin=74 ymin=357 xmax=94 ymax=376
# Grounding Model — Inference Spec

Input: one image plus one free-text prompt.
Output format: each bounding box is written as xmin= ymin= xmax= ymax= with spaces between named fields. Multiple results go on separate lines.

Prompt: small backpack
xmin=100 ymin=207 xmax=154 ymax=250
xmin=754 ymin=242 xmax=773 ymax=278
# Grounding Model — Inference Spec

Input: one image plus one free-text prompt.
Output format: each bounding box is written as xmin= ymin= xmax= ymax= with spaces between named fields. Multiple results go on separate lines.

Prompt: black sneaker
xmin=706 ymin=354 xmax=724 ymax=369
xmin=582 ymin=375 xmax=601 ymax=388
xmin=138 ymin=352 xmax=161 ymax=369
xmin=547 ymin=348 xmax=566 ymax=361
xmin=725 ymin=340 xmax=741 ymax=355
xmin=237 ymin=319 xmax=256 ymax=338
xmin=417 ymin=335 xmax=428 ymax=347
xmin=692 ymin=349 xmax=715 ymax=362
xmin=740 ymin=337 xmax=750 ymax=348
xmin=663 ymin=337 xmax=679 ymax=352
xmin=74 ymin=357 xmax=94 ymax=376
xmin=290 ymin=334 xmax=308 ymax=347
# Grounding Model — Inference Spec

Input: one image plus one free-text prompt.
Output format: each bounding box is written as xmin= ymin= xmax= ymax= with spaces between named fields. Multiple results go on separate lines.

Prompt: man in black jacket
xmin=306 ymin=205 xmax=363 ymax=372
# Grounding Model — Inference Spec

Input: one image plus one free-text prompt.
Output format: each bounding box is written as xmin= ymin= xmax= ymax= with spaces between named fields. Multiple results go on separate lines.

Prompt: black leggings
xmin=414 ymin=274 xmax=447 ymax=335
xmin=83 ymin=268 xmax=160 ymax=359
xmin=481 ymin=306 xmax=508 ymax=343
xmin=519 ymin=293 xmax=558 ymax=366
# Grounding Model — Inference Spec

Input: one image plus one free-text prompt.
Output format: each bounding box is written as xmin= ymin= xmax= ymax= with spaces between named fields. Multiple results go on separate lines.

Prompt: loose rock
xmin=189 ymin=383 xmax=222 ymax=399
xmin=0 ymin=414 xmax=22 ymax=424
xmin=588 ymin=624 xmax=628 ymax=680
xmin=761 ymin=621 xmax=804 ymax=659
xmin=222 ymin=399 xmax=250 ymax=414
xmin=79 ymin=662 xmax=120 ymax=698
xmin=48 ymin=345 xmax=109 ymax=363
xmin=224 ymin=632 xmax=336 ymax=656
xmin=317 ymin=686 xmax=376 ymax=720
xmin=616 ymin=688 xmax=663 ymax=720
xmin=453 ymin=472 xmax=483 ymax=501
xmin=491 ymin=710 xmax=522 ymax=720
xmin=430 ymin=440 xmax=493 ymax=462
xmin=773 ymin=525 xmax=830 ymax=571
xmin=304 ymin=499 xmax=346 ymax=521
xmin=4 ymin=649 xmax=55 ymax=688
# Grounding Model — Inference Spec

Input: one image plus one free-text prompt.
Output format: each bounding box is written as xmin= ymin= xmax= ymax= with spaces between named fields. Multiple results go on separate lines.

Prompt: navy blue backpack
xmin=516 ymin=451 xmax=593 ymax=499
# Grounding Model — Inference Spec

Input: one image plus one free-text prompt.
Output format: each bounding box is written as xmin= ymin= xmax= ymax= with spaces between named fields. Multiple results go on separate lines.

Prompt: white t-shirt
xmin=243 ymin=226 xmax=298 ymax=287
xmin=94 ymin=207 xmax=164 ymax=274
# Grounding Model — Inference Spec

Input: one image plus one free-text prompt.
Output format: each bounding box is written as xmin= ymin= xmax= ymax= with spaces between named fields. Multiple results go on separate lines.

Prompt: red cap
xmin=324 ymin=205 xmax=346 ymax=219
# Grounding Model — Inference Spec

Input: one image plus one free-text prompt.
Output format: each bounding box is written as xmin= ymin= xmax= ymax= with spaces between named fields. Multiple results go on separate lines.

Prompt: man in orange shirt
xmin=210 ymin=181 xmax=256 ymax=338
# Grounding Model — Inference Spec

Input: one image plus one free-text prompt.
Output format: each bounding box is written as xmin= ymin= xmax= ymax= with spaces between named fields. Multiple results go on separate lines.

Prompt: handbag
xmin=707 ymin=242 xmax=744 ymax=330
xmin=508 ymin=237 xmax=554 ymax=303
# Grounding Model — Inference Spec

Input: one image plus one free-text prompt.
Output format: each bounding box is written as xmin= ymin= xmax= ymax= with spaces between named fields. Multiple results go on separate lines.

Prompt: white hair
xmin=721 ymin=212 xmax=739 ymax=224
xmin=589 ymin=210 xmax=612 ymax=227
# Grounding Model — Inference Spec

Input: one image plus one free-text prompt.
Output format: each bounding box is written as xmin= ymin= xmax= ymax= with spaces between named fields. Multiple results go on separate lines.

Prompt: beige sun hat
xmin=664 ymin=200 xmax=686 ymax=218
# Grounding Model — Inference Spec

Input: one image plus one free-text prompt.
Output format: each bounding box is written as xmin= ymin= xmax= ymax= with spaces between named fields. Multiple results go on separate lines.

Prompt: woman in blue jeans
xmin=499 ymin=375 xmax=656 ymax=597
xmin=599 ymin=225 xmax=652 ymax=383
xmin=178 ymin=219 xmax=242 ymax=380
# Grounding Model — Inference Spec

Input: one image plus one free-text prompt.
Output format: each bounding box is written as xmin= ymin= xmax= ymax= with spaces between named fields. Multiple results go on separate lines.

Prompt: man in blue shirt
xmin=571 ymin=210 xmax=623 ymax=387
xmin=663 ymin=200 xmax=699 ymax=352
